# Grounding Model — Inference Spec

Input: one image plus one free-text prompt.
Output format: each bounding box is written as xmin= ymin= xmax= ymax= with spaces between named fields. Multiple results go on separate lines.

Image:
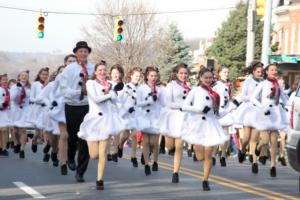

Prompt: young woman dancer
xmin=78 ymin=62 xmax=125 ymax=190
xmin=251 ymin=63 xmax=289 ymax=177
xmin=29 ymin=68 xmax=50 ymax=156
xmin=213 ymin=67 xmax=236 ymax=167
xmin=136 ymin=66 xmax=164 ymax=176
xmin=37 ymin=69 xmax=64 ymax=168
xmin=117 ymin=67 xmax=147 ymax=167
xmin=10 ymin=70 xmax=32 ymax=158
xmin=0 ymin=74 xmax=11 ymax=156
xmin=48 ymin=65 xmax=69 ymax=175
xmin=64 ymin=54 xmax=77 ymax=66
xmin=234 ymin=61 xmax=264 ymax=173
xmin=182 ymin=68 xmax=229 ymax=191
xmin=158 ymin=63 xmax=190 ymax=183
xmin=107 ymin=64 xmax=124 ymax=162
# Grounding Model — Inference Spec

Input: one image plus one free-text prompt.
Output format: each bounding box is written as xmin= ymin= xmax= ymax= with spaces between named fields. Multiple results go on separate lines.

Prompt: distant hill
xmin=0 ymin=52 xmax=65 ymax=81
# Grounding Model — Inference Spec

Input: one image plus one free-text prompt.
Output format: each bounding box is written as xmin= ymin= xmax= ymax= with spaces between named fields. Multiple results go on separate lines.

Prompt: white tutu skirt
xmin=51 ymin=121 xmax=60 ymax=135
xmin=48 ymin=100 xmax=66 ymax=124
xmin=218 ymin=102 xmax=235 ymax=127
xmin=120 ymin=109 xmax=149 ymax=131
xmin=138 ymin=109 xmax=160 ymax=134
xmin=35 ymin=107 xmax=49 ymax=130
xmin=279 ymin=105 xmax=290 ymax=132
xmin=252 ymin=105 xmax=288 ymax=131
xmin=0 ymin=109 xmax=11 ymax=127
xmin=26 ymin=104 xmax=43 ymax=127
xmin=43 ymin=110 xmax=60 ymax=135
xmin=78 ymin=111 xmax=126 ymax=142
xmin=12 ymin=105 xmax=33 ymax=128
xmin=157 ymin=108 xmax=187 ymax=138
xmin=182 ymin=113 xmax=229 ymax=147
xmin=218 ymin=113 xmax=234 ymax=127
xmin=233 ymin=102 xmax=258 ymax=127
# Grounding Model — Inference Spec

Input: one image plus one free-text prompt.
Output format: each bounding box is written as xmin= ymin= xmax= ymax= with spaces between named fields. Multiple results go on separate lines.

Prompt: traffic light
xmin=114 ymin=17 xmax=124 ymax=42
xmin=256 ymin=0 xmax=265 ymax=17
xmin=37 ymin=16 xmax=45 ymax=39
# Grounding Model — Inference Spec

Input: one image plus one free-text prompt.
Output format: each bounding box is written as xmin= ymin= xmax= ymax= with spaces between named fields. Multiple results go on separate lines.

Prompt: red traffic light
xmin=38 ymin=16 xmax=45 ymax=23
xmin=117 ymin=20 xmax=124 ymax=26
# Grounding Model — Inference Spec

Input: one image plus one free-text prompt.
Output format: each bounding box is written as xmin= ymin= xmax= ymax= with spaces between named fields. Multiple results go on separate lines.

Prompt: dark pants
xmin=65 ymin=104 xmax=89 ymax=176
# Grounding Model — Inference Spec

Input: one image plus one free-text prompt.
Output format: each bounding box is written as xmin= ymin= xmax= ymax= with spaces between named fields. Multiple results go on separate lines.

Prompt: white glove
xmin=109 ymin=90 xmax=117 ymax=100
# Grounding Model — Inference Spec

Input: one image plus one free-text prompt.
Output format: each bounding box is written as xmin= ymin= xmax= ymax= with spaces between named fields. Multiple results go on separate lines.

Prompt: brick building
xmin=272 ymin=0 xmax=300 ymax=86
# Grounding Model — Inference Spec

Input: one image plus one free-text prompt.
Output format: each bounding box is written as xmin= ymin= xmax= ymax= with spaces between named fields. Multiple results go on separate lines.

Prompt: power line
xmin=0 ymin=5 xmax=235 ymax=17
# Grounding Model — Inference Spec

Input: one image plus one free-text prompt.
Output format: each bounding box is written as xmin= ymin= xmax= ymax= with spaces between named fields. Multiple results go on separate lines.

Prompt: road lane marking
xmin=123 ymin=154 xmax=300 ymax=200
xmin=157 ymin=161 xmax=300 ymax=200
xmin=13 ymin=182 xmax=45 ymax=199
xmin=160 ymin=165 xmax=282 ymax=200
xmin=158 ymin=161 xmax=299 ymax=200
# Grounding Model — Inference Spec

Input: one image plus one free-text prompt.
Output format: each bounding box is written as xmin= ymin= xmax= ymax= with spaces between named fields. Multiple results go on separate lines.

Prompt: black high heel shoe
xmin=252 ymin=163 xmax=258 ymax=174
xmin=96 ymin=180 xmax=104 ymax=190
xmin=172 ymin=173 xmax=179 ymax=183
xmin=145 ymin=165 xmax=151 ymax=176
xmin=220 ymin=157 xmax=226 ymax=167
xmin=152 ymin=162 xmax=158 ymax=171
xmin=270 ymin=167 xmax=276 ymax=177
xmin=202 ymin=180 xmax=210 ymax=191
xmin=61 ymin=164 xmax=68 ymax=175
xmin=131 ymin=157 xmax=138 ymax=168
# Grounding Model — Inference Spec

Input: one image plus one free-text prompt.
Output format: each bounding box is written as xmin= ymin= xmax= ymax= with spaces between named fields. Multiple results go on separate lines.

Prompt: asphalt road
xmin=0 ymin=146 xmax=300 ymax=200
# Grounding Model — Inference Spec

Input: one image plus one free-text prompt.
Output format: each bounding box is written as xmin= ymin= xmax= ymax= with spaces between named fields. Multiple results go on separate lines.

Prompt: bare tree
xmin=82 ymin=0 xmax=162 ymax=73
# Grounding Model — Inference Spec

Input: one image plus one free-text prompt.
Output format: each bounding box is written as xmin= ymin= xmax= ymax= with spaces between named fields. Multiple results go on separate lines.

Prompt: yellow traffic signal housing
xmin=37 ymin=16 xmax=45 ymax=39
xmin=114 ymin=17 xmax=124 ymax=42
xmin=256 ymin=0 xmax=265 ymax=17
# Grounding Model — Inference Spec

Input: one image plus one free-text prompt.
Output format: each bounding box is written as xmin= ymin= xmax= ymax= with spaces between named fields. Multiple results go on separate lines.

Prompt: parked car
xmin=287 ymin=86 xmax=300 ymax=172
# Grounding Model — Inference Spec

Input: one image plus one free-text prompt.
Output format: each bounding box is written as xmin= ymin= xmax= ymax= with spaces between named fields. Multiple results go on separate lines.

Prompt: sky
xmin=0 ymin=0 xmax=240 ymax=54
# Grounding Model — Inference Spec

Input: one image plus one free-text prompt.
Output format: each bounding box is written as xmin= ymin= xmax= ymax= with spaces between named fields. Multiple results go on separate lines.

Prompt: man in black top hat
xmin=59 ymin=41 xmax=94 ymax=182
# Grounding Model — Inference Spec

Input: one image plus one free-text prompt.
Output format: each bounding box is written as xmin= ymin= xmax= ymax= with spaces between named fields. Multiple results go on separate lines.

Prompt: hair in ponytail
xmin=263 ymin=62 xmax=278 ymax=79
xmin=126 ymin=67 xmax=143 ymax=83
xmin=110 ymin=64 xmax=124 ymax=82
xmin=144 ymin=66 xmax=159 ymax=83
xmin=34 ymin=67 xmax=49 ymax=82
xmin=197 ymin=67 xmax=213 ymax=86
xmin=17 ymin=70 xmax=31 ymax=87
xmin=91 ymin=60 xmax=107 ymax=80
xmin=242 ymin=60 xmax=264 ymax=75
xmin=169 ymin=63 xmax=189 ymax=82
xmin=64 ymin=54 xmax=76 ymax=65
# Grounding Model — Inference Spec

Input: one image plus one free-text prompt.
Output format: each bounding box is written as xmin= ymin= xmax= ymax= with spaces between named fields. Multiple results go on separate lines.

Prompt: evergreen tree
xmin=205 ymin=2 xmax=263 ymax=80
xmin=156 ymin=24 xmax=192 ymax=82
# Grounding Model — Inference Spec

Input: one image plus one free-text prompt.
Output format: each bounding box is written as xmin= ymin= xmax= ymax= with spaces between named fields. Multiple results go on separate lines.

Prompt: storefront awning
xmin=270 ymin=54 xmax=299 ymax=64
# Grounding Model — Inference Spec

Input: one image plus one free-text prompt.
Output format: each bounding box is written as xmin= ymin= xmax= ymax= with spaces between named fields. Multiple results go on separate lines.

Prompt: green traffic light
xmin=116 ymin=34 xmax=122 ymax=41
xmin=37 ymin=32 xmax=44 ymax=38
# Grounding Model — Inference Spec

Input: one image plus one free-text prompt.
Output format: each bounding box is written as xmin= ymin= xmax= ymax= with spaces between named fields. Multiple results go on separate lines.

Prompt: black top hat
xmin=73 ymin=41 xmax=92 ymax=53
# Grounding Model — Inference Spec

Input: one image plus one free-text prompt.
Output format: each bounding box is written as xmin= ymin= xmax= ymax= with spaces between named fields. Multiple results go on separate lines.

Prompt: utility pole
xmin=261 ymin=0 xmax=273 ymax=66
xmin=246 ymin=0 xmax=256 ymax=66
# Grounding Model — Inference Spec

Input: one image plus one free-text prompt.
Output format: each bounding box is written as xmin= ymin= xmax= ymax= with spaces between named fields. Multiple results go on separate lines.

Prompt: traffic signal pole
xmin=261 ymin=0 xmax=273 ymax=66
xmin=246 ymin=0 xmax=256 ymax=66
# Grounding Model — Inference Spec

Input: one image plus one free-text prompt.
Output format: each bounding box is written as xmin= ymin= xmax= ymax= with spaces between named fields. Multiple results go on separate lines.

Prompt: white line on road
xmin=13 ymin=182 xmax=46 ymax=199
